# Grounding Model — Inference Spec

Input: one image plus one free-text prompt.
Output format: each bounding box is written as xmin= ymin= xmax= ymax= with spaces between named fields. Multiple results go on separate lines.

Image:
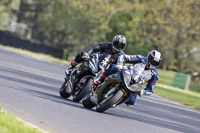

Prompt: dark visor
xmin=149 ymin=60 xmax=159 ymax=66
xmin=113 ymin=42 xmax=124 ymax=50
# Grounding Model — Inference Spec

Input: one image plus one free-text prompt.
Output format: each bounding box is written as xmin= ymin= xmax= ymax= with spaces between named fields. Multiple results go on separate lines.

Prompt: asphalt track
xmin=0 ymin=48 xmax=200 ymax=133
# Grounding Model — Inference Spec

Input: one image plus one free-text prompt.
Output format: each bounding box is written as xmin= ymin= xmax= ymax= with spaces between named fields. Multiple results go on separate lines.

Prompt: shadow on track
xmin=0 ymin=74 xmax=58 ymax=92
xmin=1 ymin=64 xmax=199 ymax=133
xmin=0 ymin=66 xmax=63 ymax=85
xmin=1 ymin=83 xmax=96 ymax=113
xmin=103 ymin=101 xmax=200 ymax=133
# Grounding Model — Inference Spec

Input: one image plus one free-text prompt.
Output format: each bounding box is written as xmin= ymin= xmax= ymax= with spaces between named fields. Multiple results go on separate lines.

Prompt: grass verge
xmin=0 ymin=44 xmax=68 ymax=66
xmin=0 ymin=107 xmax=45 ymax=133
xmin=154 ymin=86 xmax=200 ymax=110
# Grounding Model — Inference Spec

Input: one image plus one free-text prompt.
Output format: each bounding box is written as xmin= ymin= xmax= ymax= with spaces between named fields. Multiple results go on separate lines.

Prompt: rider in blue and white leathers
xmin=91 ymin=50 xmax=162 ymax=105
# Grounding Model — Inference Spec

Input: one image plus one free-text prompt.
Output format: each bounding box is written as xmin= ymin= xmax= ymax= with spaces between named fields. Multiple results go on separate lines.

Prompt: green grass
xmin=0 ymin=108 xmax=45 ymax=133
xmin=189 ymin=81 xmax=200 ymax=93
xmin=154 ymin=86 xmax=200 ymax=110
xmin=158 ymin=69 xmax=175 ymax=86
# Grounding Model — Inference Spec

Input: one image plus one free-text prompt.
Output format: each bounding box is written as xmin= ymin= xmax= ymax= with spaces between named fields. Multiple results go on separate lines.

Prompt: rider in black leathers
xmin=65 ymin=35 xmax=127 ymax=79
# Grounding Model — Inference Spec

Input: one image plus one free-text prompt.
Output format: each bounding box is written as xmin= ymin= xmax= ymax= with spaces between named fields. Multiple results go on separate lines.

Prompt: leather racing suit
xmin=73 ymin=42 xmax=124 ymax=65
xmin=103 ymin=54 xmax=159 ymax=105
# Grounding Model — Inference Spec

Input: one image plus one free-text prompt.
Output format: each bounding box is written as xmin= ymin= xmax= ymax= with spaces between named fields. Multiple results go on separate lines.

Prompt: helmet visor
xmin=112 ymin=44 xmax=120 ymax=51
xmin=113 ymin=42 xmax=124 ymax=51
xmin=149 ymin=60 xmax=160 ymax=66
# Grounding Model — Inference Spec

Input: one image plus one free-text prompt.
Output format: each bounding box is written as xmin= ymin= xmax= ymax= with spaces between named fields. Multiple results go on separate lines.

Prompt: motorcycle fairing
xmin=95 ymin=72 xmax=123 ymax=102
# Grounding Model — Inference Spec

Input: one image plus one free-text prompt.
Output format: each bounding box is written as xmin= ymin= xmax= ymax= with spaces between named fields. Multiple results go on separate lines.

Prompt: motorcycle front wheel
xmin=59 ymin=80 xmax=72 ymax=98
xmin=96 ymin=89 xmax=124 ymax=113
xmin=82 ymin=93 xmax=96 ymax=109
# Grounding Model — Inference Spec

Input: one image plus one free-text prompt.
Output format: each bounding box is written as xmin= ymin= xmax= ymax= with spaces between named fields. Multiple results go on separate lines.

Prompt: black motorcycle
xmin=82 ymin=63 xmax=150 ymax=112
xmin=59 ymin=53 xmax=111 ymax=102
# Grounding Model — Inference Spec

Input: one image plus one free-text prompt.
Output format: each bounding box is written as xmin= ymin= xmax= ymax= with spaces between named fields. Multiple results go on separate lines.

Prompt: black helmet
xmin=112 ymin=35 xmax=126 ymax=51
xmin=147 ymin=50 xmax=162 ymax=69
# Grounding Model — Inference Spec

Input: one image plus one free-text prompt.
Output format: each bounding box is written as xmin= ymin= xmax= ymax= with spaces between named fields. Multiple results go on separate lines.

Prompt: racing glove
xmin=139 ymin=89 xmax=153 ymax=96
xmin=82 ymin=52 xmax=89 ymax=60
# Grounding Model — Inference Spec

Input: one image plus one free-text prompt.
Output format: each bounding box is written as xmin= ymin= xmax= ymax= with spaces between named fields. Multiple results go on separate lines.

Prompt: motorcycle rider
xmin=91 ymin=50 xmax=162 ymax=105
xmin=65 ymin=35 xmax=127 ymax=80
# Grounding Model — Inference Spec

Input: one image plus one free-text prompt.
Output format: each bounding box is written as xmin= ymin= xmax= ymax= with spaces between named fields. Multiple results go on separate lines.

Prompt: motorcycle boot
xmin=90 ymin=71 xmax=107 ymax=105
xmin=125 ymin=93 xmax=137 ymax=106
xmin=93 ymin=71 xmax=106 ymax=85
xmin=65 ymin=59 xmax=78 ymax=80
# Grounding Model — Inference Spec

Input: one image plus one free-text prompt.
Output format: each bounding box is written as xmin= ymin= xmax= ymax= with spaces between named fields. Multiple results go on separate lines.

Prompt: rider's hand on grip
xmin=82 ymin=52 xmax=89 ymax=60
xmin=138 ymin=89 xmax=153 ymax=96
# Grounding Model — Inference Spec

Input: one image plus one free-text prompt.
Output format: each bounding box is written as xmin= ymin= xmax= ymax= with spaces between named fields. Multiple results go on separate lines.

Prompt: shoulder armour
xmin=136 ymin=55 xmax=142 ymax=58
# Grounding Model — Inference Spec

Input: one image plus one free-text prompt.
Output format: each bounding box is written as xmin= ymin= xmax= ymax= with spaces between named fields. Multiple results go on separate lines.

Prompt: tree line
xmin=0 ymin=0 xmax=200 ymax=81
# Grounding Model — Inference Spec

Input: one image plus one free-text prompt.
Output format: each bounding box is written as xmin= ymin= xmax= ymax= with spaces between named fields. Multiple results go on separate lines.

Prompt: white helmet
xmin=147 ymin=50 xmax=162 ymax=69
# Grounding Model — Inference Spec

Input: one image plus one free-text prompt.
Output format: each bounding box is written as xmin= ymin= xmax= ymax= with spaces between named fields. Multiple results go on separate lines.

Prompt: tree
xmin=2 ymin=0 xmax=200 ymax=76
xmin=141 ymin=0 xmax=200 ymax=73
xmin=0 ymin=0 xmax=17 ymax=29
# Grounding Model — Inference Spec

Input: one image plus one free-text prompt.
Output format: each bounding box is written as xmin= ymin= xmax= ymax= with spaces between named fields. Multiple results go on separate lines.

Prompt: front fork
xmin=74 ymin=75 xmax=93 ymax=94
xmin=104 ymin=83 xmax=127 ymax=106
xmin=74 ymin=77 xmax=85 ymax=92
xmin=104 ymin=83 xmax=120 ymax=98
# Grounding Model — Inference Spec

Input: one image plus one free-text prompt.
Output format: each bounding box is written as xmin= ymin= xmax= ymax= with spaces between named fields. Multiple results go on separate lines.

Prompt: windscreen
xmin=122 ymin=63 xmax=145 ymax=92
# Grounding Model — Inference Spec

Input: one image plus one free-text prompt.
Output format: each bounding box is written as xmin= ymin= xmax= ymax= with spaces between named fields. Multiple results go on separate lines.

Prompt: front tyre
xmin=59 ymin=81 xmax=72 ymax=98
xmin=96 ymin=90 xmax=124 ymax=113
xmin=82 ymin=93 xmax=95 ymax=109
xmin=73 ymin=78 xmax=93 ymax=102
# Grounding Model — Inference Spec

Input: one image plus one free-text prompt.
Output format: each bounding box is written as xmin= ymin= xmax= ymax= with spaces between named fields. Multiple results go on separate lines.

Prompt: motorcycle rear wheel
xmin=96 ymin=89 xmax=124 ymax=113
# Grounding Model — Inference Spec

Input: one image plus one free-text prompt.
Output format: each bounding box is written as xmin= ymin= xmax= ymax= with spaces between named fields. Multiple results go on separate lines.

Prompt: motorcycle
xmin=59 ymin=53 xmax=111 ymax=102
xmin=82 ymin=62 xmax=151 ymax=112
